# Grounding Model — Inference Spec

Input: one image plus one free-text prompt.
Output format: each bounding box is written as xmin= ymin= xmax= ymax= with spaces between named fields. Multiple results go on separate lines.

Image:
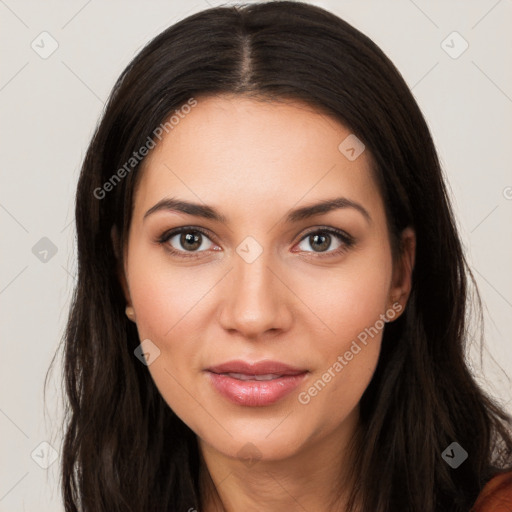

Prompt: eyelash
xmin=156 ymin=226 xmax=355 ymax=260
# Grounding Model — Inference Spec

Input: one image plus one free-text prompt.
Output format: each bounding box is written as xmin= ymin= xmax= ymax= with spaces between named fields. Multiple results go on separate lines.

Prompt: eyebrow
xmin=143 ymin=196 xmax=372 ymax=225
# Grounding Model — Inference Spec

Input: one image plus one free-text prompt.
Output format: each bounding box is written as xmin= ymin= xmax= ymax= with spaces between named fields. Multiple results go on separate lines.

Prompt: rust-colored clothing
xmin=471 ymin=471 xmax=512 ymax=511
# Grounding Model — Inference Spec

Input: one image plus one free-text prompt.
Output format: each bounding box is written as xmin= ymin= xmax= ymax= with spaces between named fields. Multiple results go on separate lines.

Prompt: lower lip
xmin=206 ymin=371 xmax=308 ymax=407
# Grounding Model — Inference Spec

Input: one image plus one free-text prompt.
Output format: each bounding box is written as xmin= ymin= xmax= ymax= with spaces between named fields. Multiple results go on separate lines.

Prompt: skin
xmin=117 ymin=94 xmax=415 ymax=512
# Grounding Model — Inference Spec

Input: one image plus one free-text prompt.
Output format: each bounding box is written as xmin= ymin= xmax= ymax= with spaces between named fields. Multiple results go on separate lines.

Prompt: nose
xmin=217 ymin=249 xmax=293 ymax=340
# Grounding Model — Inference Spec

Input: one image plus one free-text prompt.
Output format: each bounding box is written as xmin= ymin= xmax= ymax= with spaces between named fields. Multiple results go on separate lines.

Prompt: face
xmin=119 ymin=94 xmax=414 ymax=465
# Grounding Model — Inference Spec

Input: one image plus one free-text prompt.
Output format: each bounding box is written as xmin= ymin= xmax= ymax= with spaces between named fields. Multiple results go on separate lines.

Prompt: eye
xmin=157 ymin=227 xmax=218 ymax=258
xmin=295 ymin=228 xmax=355 ymax=257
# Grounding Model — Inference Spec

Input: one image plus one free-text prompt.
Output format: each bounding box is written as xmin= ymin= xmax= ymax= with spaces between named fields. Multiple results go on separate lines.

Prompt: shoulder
xmin=471 ymin=470 xmax=512 ymax=511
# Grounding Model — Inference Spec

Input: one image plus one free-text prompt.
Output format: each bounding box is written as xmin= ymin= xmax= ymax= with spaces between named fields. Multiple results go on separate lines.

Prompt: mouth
xmin=217 ymin=372 xmax=295 ymax=381
xmin=205 ymin=360 xmax=309 ymax=406
xmin=207 ymin=359 xmax=308 ymax=376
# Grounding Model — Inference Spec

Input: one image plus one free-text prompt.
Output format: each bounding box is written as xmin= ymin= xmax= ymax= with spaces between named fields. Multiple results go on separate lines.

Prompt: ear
xmin=111 ymin=225 xmax=131 ymax=306
xmin=388 ymin=227 xmax=415 ymax=317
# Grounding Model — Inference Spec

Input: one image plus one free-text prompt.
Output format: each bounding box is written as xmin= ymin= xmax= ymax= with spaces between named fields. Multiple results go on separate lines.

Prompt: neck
xmin=198 ymin=408 xmax=361 ymax=512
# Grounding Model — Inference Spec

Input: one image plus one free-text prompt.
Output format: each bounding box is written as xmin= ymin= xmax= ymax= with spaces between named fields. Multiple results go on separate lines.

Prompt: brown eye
xmin=158 ymin=227 xmax=216 ymax=257
xmin=297 ymin=231 xmax=342 ymax=253
xmin=295 ymin=228 xmax=355 ymax=258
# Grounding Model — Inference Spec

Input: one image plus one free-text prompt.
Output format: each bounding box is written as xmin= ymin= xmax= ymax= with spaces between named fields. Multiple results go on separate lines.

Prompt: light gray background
xmin=1 ymin=0 xmax=511 ymax=510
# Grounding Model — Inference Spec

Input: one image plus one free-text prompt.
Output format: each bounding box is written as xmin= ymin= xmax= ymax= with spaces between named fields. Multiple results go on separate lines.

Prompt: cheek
xmin=293 ymin=247 xmax=392 ymax=420
xmin=298 ymin=340 xmax=380 ymax=440
xmin=294 ymin=249 xmax=393 ymax=344
xmin=127 ymin=251 xmax=212 ymax=340
xmin=126 ymin=250 xmax=218 ymax=398
xmin=296 ymin=290 xmax=387 ymax=435
xmin=126 ymin=261 xmax=211 ymax=428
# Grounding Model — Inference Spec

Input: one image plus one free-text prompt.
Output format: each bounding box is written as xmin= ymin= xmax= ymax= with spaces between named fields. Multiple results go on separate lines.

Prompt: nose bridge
xmin=219 ymin=242 xmax=290 ymax=336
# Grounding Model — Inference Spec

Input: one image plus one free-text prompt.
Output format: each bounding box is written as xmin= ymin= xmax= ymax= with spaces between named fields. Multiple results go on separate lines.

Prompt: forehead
xmin=132 ymin=94 xmax=383 ymax=224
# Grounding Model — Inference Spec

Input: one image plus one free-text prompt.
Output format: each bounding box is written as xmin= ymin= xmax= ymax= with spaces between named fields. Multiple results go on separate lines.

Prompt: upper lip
xmin=207 ymin=360 xmax=308 ymax=376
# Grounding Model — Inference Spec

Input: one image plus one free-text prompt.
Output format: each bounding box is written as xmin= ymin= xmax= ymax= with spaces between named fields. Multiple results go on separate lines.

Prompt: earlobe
xmin=125 ymin=305 xmax=136 ymax=322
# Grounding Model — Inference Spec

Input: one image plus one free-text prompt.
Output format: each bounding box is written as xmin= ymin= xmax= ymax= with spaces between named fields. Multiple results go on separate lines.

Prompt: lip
xmin=206 ymin=360 xmax=308 ymax=407
xmin=207 ymin=360 xmax=307 ymax=375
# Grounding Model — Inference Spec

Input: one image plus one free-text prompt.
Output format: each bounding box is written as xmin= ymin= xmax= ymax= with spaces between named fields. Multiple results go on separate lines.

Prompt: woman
xmin=54 ymin=1 xmax=512 ymax=510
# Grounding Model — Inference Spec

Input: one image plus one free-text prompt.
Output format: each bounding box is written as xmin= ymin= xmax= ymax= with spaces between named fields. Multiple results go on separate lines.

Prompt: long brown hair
xmin=48 ymin=2 xmax=512 ymax=510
